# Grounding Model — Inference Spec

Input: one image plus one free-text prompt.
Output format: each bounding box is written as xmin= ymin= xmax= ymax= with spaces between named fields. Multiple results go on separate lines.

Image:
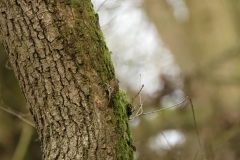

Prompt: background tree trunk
xmin=0 ymin=0 xmax=133 ymax=159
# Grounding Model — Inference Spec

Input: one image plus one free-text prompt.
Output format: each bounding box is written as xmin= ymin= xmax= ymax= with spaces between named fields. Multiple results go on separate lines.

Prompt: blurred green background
xmin=1 ymin=0 xmax=240 ymax=159
xmin=0 ymin=45 xmax=41 ymax=160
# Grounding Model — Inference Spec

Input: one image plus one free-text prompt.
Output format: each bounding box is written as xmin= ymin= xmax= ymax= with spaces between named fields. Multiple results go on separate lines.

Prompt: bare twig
xmin=97 ymin=0 xmax=108 ymax=12
xmin=130 ymin=96 xmax=189 ymax=121
xmin=129 ymin=73 xmax=189 ymax=121
xmin=189 ymin=98 xmax=206 ymax=160
xmin=101 ymin=15 xmax=117 ymax=28
xmin=131 ymin=84 xmax=144 ymax=105
xmin=161 ymin=132 xmax=181 ymax=160
xmin=161 ymin=132 xmax=173 ymax=150
xmin=142 ymin=96 xmax=189 ymax=115
xmin=138 ymin=75 xmax=143 ymax=116
xmin=129 ymin=101 xmax=144 ymax=121
xmin=129 ymin=86 xmax=204 ymax=160
xmin=0 ymin=105 xmax=35 ymax=127
xmin=129 ymin=74 xmax=145 ymax=121
xmin=131 ymin=84 xmax=144 ymax=112
xmin=105 ymin=5 xmax=121 ymax=11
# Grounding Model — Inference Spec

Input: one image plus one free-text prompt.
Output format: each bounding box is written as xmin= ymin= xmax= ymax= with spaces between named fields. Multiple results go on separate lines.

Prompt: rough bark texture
xmin=0 ymin=0 xmax=133 ymax=159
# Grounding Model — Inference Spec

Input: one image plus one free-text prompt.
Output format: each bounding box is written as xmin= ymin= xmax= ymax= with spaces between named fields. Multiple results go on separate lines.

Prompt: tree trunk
xmin=0 ymin=0 xmax=133 ymax=159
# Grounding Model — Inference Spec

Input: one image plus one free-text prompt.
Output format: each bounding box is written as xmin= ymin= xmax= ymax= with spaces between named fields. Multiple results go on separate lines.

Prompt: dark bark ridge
xmin=0 ymin=0 xmax=133 ymax=159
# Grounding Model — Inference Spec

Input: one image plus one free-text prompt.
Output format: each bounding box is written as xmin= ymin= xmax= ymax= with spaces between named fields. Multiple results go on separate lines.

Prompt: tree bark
xmin=0 ymin=0 xmax=133 ymax=159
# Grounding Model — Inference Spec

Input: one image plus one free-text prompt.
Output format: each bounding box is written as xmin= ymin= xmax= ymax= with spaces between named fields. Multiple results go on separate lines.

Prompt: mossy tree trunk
xmin=0 ymin=0 xmax=133 ymax=159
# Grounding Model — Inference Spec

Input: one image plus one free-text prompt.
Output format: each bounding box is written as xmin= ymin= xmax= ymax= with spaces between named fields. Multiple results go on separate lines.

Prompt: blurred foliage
xmin=133 ymin=0 xmax=240 ymax=159
xmin=0 ymin=46 xmax=41 ymax=160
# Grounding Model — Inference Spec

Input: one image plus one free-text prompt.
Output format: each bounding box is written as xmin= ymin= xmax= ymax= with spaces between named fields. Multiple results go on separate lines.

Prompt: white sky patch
xmin=92 ymin=0 xmax=180 ymax=95
xmin=157 ymin=130 xmax=185 ymax=149
xmin=148 ymin=129 xmax=185 ymax=154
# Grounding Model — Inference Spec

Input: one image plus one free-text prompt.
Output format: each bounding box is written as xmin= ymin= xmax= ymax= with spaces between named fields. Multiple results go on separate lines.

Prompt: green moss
xmin=62 ymin=1 xmax=133 ymax=159
xmin=70 ymin=0 xmax=82 ymax=11
xmin=69 ymin=0 xmax=115 ymax=80
xmin=112 ymin=90 xmax=134 ymax=159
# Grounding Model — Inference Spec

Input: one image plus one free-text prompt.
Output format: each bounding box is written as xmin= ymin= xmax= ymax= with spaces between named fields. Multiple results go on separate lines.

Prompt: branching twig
xmin=129 ymin=101 xmax=144 ymax=121
xmin=131 ymin=84 xmax=144 ymax=112
xmin=129 ymin=82 xmax=204 ymax=160
xmin=161 ymin=132 xmax=181 ymax=160
xmin=142 ymin=96 xmax=189 ymax=115
xmin=129 ymin=75 xmax=145 ymax=121
xmin=190 ymin=98 xmax=206 ymax=160
xmin=97 ymin=0 xmax=108 ymax=12
xmin=130 ymin=96 xmax=189 ymax=121
xmin=101 ymin=15 xmax=117 ymax=28
xmin=0 ymin=105 xmax=35 ymax=127
xmin=131 ymin=84 xmax=144 ymax=104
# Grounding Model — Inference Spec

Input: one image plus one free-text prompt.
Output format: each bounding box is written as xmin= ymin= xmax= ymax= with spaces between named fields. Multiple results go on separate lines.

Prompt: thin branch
xmin=105 ymin=5 xmax=121 ymax=11
xmin=130 ymin=93 xmax=204 ymax=160
xmin=97 ymin=0 xmax=108 ymax=12
xmin=189 ymin=98 xmax=206 ymax=160
xmin=142 ymin=96 xmax=189 ymax=115
xmin=130 ymin=96 xmax=189 ymax=121
xmin=161 ymin=132 xmax=173 ymax=150
xmin=129 ymin=74 xmax=189 ymax=122
xmin=161 ymin=132 xmax=181 ymax=160
xmin=138 ymin=75 xmax=143 ymax=116
xmin=129 ymin=102 xmax=145 ymax=122
xmin=129 ymin=74 xmax=145 ymax=121
xmin=0 ymin=105 xmax=35 ymax=127
xmin=101 ymin=15 xmax=117 ymax=28
xmin=131 ymin=101 xmax=144 ymax=117
xmin=131 ymin=84 xmax=144 ymax=105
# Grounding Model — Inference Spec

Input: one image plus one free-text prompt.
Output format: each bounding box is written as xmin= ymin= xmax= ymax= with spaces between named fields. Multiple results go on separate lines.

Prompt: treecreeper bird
xmin=106 ymin=78 xmax=120 ymax=107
